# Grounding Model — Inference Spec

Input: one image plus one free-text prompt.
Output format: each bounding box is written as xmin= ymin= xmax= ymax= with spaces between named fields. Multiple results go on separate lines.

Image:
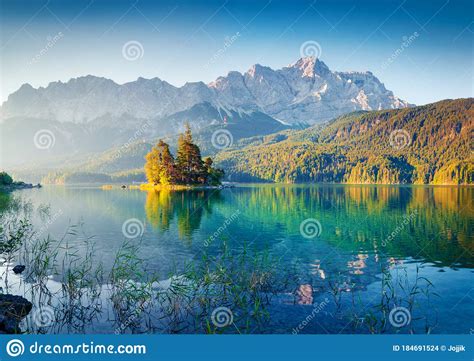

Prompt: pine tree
xmin=204 ymin=157 xmax=224 ymax=185
xmin=176 ymin=123 xmax=206 ymax=184
xmin=175 ymin=132 xmax=189 ymax=184
xmin=189 ymin=143 xmax=205 ymax=184
xmin=204 ymin=157 xmax=213 ymax=174
xmin=144 ymin=124 xmax=224 ymax=186
xmin=0 ymin=172 xmax=13 ymax=185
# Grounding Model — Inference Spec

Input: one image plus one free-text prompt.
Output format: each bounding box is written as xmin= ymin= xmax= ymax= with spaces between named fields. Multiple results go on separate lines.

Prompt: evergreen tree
xmin=204 ymin=157 xmax=224 ymax=185
xmin=189 ymin=143 xmax=206 ymax=183
xmin=176 ymin=133 xmax=189 ymax=184
xmin=144 ymin=124 xmax=224 ymax=186
xmin=176 ymin=123 xmax=206 ymax=184
xmin=0 ymin=172 xmax=13 ymax=185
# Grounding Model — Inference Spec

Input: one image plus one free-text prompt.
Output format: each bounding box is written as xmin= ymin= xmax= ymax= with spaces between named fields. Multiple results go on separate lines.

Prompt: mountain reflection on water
xmin=2 ymin=184 xmax=472 ymax=334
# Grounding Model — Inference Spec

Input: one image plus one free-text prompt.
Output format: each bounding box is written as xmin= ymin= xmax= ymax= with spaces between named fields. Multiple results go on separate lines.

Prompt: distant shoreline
xmin=0 ymin=182 xmax=41 ymax=192
xmin=31 ymin=182 xmax=472 ymax=189
xmin=100 ymin=183 xmax=234 ymax=191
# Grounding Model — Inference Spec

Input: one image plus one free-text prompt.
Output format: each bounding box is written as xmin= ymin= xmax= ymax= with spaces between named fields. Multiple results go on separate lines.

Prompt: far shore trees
xmin=0 ymin=172 xmax=13 ymax=186
xmin=144 ymin=124 xmax=224 ymax=186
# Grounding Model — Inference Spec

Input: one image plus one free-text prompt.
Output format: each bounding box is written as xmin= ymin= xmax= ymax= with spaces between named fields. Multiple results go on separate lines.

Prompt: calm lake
xmin=2 ymin=184 xmax=473 ymax=334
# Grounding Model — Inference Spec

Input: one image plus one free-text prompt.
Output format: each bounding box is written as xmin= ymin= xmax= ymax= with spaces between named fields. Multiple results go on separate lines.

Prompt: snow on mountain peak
xmin=286 ymin=56 xmax=330 ymax=78
xmin=1 ymin=57 xmax=412 ymax=125
xmin=246 ymin=63 xmax=273 ymax=78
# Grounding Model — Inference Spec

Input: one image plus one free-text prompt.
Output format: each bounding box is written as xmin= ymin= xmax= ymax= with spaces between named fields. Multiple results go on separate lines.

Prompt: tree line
xmin=216 ymin=99 xmax=473 ymax=185
xmin=145 ymin=124 xmax=224 ymax=186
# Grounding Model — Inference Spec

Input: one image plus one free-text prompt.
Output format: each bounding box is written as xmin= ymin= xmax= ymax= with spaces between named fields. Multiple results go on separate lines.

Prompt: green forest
xmin=216 ymin=98 xmax=473 ymax=185
xmin=39 ymin=98 xmax=473 ymax=185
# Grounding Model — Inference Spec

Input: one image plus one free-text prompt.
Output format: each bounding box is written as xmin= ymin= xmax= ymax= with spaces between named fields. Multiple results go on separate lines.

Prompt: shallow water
xmin=2 ymin=184 xmax=473 ymax=334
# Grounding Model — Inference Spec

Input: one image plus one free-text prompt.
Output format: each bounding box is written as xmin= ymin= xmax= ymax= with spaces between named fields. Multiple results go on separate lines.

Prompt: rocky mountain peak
xmin=1 ymin=57 xmax=411 ymax=125
xmin=286 ymin=56 xmax=330 ymax=78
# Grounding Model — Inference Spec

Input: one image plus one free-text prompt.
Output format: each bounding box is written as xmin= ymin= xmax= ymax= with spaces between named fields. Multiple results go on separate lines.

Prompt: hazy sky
xmin=1 ymin=0 xmax=472 ymax=105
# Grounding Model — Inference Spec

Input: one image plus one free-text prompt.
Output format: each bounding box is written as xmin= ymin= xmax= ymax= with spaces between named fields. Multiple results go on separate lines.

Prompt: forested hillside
xmin=216 ymin=99 xmax=473 ymax=185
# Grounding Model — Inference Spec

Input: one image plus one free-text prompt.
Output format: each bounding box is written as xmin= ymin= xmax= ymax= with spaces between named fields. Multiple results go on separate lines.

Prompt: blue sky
xmin=0 ymin=0 xmax=472 ymax=104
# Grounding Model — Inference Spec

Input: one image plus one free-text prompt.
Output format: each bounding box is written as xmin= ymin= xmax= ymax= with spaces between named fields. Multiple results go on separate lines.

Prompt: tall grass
xmin=0 ymin=196 xmax=438 ymax=334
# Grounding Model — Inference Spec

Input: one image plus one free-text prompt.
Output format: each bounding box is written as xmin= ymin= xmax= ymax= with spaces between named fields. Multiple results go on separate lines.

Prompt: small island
xmin=140 ymin=124 xmax=224 ymax=190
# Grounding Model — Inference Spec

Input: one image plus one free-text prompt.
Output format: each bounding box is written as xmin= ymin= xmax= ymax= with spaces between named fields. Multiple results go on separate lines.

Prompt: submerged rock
xmin=12 ymin=265 xmax=26 ymax=274
xmin=0 ymin=294 xmax=33 ymax=334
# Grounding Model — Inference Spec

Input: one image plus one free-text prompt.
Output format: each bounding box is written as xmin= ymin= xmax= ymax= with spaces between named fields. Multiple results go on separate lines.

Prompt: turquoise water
xmin=4 ymin=184 xmax=473 ymax=334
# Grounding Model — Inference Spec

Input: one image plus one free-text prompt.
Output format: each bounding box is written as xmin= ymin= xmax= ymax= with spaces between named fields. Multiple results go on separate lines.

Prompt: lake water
xmin=2 ymin=184 xmax=473 ymax=334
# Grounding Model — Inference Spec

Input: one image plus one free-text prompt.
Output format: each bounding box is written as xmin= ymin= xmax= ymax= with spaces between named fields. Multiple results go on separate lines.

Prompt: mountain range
xmin=3 ymin=57 xmax=471 ymax=186
xmin=1 ymin=56 xmax=409 ymax=125
xmin=0 ymin=56 xmax=412 ymax=171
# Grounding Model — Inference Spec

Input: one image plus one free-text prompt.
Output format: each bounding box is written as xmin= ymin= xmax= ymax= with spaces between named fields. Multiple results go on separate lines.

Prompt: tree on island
xmin=144 ymin=144 xmax=162 ymax=185
xmin=176 ymin=125 xmax=205 ymax=184
xmin=0 ymin=172 xmax=13 ymax=186
xmin=145 ymin=140 xmax=178 ymax=185
xmin=144 ymin=124 xmax=224 ymax=186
